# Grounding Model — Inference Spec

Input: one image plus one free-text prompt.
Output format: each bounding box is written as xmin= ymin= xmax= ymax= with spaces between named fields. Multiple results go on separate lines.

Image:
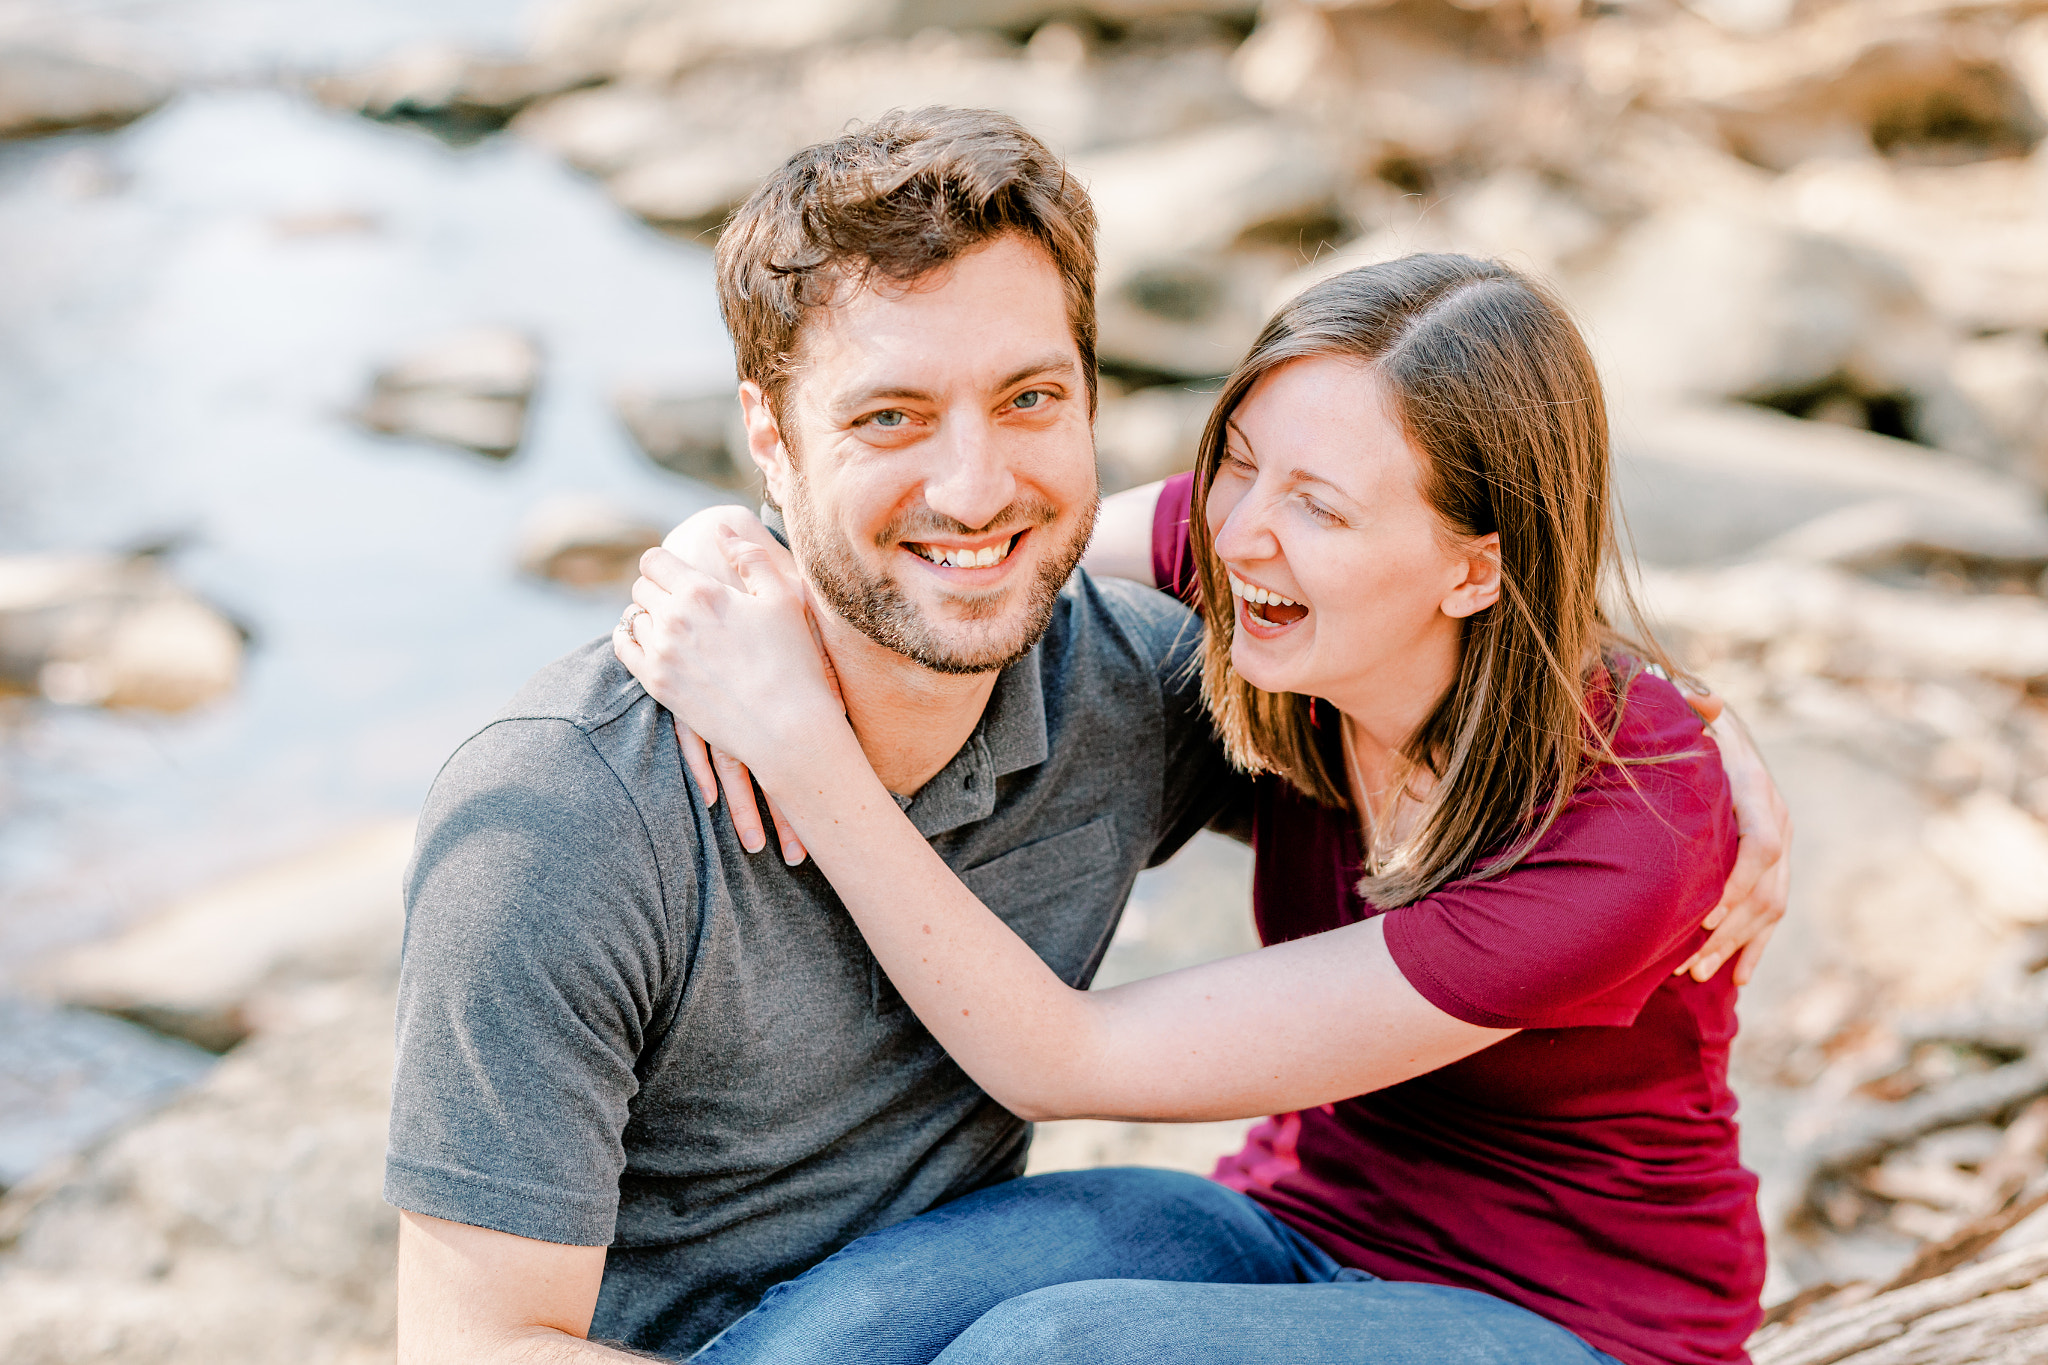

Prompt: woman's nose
xmin=1212 ymin=489 xmax=1280 ymax=565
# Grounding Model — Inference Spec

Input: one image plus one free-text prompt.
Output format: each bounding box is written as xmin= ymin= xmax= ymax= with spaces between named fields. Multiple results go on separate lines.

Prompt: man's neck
xmin=811 ymin=610 xmax=1000 ymax=798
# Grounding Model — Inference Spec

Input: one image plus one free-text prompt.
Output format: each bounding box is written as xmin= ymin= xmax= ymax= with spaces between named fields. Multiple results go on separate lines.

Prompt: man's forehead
xmin=788 ymin=238 xmax=1080 ymax=402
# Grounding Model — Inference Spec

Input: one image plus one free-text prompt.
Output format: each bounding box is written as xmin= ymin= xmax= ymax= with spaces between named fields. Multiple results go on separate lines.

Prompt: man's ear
xmin=738 ymin=381 xmax=794 ymax=506
xmin=1442 ymin=532 xmax=1501 ymax=620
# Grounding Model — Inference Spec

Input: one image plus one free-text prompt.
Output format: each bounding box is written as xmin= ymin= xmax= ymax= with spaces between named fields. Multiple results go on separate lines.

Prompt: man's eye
xmin=1013 ymin=389 xmax=1049 ymax=410
xmin=868 ymin=410 xmax=906 ymax=428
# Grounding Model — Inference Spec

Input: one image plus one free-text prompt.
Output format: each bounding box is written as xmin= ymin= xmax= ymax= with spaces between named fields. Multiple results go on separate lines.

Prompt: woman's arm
xmin=614 ymin=530 xmax=1513 ymax=1123
xmin=637 ymin=504 xmax=816 ymax=863
xmin=1078 ymin=481 xmax=1165 ymax=586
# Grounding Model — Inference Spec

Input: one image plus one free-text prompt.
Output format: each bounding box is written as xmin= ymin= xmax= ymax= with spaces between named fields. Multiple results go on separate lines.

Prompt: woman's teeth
xmin=1227 ymin=572 xmax=1300 ymax=609
xmin=913 ymin=537 xmax=1015 ymax=569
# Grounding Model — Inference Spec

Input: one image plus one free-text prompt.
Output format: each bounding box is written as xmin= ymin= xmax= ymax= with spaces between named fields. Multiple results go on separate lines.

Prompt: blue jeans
xmin=689 ymin=1168 xmax=1621 ymax=1364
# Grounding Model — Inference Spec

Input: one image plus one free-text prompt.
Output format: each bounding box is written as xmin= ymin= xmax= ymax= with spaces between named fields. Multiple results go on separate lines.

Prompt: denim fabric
xmin=689 ymin=1168 xmax=1620 ymax=1365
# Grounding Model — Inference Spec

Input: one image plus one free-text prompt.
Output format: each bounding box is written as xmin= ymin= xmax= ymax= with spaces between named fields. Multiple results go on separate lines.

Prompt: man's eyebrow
xmin=994 ymin=354 xmax=1080 ymax=393
xmin=832 ymin=383 xmax=936 ymax=415
xmin=829 ymin=355 xmax=1078 ymax=418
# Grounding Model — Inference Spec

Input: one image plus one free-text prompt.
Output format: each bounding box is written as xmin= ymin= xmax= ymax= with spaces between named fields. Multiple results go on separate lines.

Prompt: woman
xmin=619 ymin=255 xmax=1768 ymax=1363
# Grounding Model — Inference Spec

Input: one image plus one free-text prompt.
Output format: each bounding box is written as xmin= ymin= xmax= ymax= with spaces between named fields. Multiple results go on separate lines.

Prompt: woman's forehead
xmin=1235 ymin=357 xmax=1421 ymax=501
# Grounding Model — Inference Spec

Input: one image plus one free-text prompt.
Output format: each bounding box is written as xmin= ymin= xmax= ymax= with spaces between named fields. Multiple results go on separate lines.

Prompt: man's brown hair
xmin=715 ymin=106 xmax=1099 ymax=423
xmin=1189 ymin=253 xmax=1688 ymax=908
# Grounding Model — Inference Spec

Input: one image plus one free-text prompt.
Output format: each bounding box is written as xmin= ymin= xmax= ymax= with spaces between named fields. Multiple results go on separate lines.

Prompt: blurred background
xmin=3 ymin=0 xmax=2048 ymax=1359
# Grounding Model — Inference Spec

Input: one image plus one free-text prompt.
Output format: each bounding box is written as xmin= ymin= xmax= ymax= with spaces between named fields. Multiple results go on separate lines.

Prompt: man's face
xmin=746 ymin=233 xmax=1099 ymax=675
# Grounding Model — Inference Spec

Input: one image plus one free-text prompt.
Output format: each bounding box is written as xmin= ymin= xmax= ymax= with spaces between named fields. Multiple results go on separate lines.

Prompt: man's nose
xmin=921 ymin=413 xmax=1019 ymax=531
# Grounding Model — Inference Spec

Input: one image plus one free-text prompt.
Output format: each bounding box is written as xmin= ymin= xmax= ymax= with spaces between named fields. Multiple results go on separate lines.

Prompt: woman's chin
xmin=1229 ymin=631 xmax=1301 ymax=696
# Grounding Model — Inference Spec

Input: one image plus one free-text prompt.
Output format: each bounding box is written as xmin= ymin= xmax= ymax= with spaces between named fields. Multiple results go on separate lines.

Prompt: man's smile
xmin=901 ymin=530 xmax=1027 ymax=576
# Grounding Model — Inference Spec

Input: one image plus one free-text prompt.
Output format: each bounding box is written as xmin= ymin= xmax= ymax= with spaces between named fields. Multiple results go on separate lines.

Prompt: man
xmin=387 ymin=107 xmax=1785 ymax=1362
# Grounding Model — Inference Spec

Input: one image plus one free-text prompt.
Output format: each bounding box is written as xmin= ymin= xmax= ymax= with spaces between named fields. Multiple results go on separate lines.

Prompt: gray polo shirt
xmin=383 ymin=569 xmax=1235 ymax=1355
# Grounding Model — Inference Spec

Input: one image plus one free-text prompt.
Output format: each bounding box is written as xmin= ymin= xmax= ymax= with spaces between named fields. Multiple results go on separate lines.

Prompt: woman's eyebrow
xmin=1230 ymin=419 xmax=1357 ymax=504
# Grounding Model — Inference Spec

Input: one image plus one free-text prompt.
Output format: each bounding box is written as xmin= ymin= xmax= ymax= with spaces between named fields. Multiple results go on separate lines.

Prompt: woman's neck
xmin=1328 ymin=634 xmax=1461 ymax=845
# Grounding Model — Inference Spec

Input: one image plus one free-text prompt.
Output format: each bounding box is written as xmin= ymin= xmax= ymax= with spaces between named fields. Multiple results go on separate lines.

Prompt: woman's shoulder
xmin=1584 ymin=665 xmax=1728 ymax=815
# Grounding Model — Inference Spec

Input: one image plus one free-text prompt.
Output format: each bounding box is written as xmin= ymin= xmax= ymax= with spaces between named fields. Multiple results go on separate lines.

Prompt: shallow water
xmin=0 ymin=85 xmax=740 ymax=975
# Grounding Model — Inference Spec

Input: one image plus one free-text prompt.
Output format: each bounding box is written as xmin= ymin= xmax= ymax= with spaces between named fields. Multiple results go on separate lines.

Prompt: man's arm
xmin=397 ymin=1213 xmax=651 ymax=1363
xmin=388 ymin=714 xmax=680 ymax=1362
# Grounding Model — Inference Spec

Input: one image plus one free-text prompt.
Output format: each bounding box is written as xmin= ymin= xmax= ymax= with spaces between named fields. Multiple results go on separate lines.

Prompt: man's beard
xmin=785 ymin=474 xmax=1098 ymax=676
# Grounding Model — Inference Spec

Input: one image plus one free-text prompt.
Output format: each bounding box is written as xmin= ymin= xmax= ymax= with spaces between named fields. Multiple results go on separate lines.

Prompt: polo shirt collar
xmin=764 ymin=502 xmax=1054 ymax=837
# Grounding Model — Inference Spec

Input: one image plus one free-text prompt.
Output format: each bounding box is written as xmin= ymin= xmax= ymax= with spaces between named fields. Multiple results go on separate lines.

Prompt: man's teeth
xmin=1227 ymin=572 xmax=1300 ymax=609
xmin=915 ymin=539 xmax=1014 ymax=569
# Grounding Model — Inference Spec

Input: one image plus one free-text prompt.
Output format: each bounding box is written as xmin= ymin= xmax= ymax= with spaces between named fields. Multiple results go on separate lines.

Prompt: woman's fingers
xmin=675 ymin=718 xmax=719 ymax=808
xmin=712 ymin=746 xmax=768 ymax=854
xmin=764 ymin=793 xmax=808 ymax=866
xmin=1733 ymin=922 xmax=1777 ymax=988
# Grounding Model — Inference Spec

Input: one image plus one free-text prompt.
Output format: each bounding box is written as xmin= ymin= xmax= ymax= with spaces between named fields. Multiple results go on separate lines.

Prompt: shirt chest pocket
xmin=871 ymin=815 xmax=1124 ymax=1016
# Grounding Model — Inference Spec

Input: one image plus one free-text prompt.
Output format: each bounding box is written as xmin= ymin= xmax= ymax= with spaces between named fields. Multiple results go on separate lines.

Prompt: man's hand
xmin=397 ymin=1211 xmax=651 ymax=1363
xmin=1678 ymin=697 xmax=1792 ymax=986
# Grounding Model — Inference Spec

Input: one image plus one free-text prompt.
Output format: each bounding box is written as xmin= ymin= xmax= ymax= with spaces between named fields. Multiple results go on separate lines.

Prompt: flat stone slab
xmin=0 ymin=996 xmax=212 ymax=1189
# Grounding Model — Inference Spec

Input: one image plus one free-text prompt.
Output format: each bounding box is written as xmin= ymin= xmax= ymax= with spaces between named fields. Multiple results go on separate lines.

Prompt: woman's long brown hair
xmin=1189 ymin=254 xmax=1684 ymax=908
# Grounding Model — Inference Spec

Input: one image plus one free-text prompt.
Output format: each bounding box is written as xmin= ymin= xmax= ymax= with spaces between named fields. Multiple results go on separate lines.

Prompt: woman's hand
xmin=628 ymin=507 xmax=834 ymax=863
xmin=614 ymin=528 xmax=847 ymax=854
xmin=1678 ymin=696 xmax=1791 ymax=986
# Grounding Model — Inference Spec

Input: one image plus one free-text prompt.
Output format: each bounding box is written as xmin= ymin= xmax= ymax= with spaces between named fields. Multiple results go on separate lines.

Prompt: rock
xmin=515 ymin=495 xmax=665 ymax=590
xmin=1775 ymin=156 xmax=2048 ymax=338
xmin=0 ymin=980 xmax=398 ymax=1365
xmin=0 ymin=1000 xmax=212 ymax=1190
xmin=1618 ymin=6 xmax=2047 ymax=172
xmin=1234 ymin=0 xmax=1569 ymax=170
xmin=1926 ymin=792 xmax=2048 ymax=928
xmin=1094 ymin=384 xmax=1215 ymax=491
xmin=1027 ymin=1116 xmax=1257 ymax=1178
xmin=1640 ymin=557 xmax=2048 ymax=684
xmin=605 ymin=136 xmax=797 ymax=233
xmin=531 ymin=0 xmax=1257 ymax=82
xmin=514 ymin=27 xmax=1256 ymax=238
xmin=356 ymin=327 xmax=540 ymax=459
xmin=614 ymin=385 xmax=753 ymax=488
xmin=0 ymin=555 xmax=242 ymax=713
xmin=1579 ymin=205 xmax=1993 ymax=456
xmin=40 ymin=821 xmax=413 ymax=1053
xmin=1079 ymin=120 xmax=1343 ymax=375
xmin=1950 ymin=332 xmax=2048 ymax=487
xmin=0 ymin=48 xmax=170 ymax=141
xmin=1614 ymin=402 xmax=2047 ymax=568
xmin=1971 ymin=334 xmax=2048 ymax=458
xmin=314 ymin=43 xmax=598 ymax=141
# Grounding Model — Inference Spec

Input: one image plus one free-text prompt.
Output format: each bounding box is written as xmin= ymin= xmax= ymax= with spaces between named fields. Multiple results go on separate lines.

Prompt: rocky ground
xmin=6 ymin=0 xmax=2048 ymax=1360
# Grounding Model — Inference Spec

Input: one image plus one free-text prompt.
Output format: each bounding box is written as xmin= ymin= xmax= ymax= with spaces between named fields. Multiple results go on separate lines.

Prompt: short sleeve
xmin=1151 ymin=471 xmax=1201 ymax=608
xmin=1382 ymin=681 xmax=1736 ymax=1030
xmin=384 ymin=717 xmax=680 ymax=1246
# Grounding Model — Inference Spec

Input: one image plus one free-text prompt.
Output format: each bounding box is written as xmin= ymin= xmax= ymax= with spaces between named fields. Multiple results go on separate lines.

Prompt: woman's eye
xmin=1302 ymin=498 xmax=1340 ymax=525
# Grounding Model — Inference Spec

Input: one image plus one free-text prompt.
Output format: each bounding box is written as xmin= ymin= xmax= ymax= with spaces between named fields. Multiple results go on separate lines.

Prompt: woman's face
xmin=1205 ymin=355 xmax=1499 ymax=719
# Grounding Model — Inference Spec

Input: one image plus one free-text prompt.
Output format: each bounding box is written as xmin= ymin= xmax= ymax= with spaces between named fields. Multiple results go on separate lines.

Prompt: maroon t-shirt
xmin=1152 ymin=473 xmax=1764 ymax=1365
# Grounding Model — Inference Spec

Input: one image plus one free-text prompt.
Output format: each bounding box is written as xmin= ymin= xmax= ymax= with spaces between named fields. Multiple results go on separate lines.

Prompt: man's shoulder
xmin=421 ymin=635 xmax=682 ymax=858
xmin=1053 ymin=569 xmax=1200 ymax=677
xmin=495 ymin=635 xmax=650 ymax=734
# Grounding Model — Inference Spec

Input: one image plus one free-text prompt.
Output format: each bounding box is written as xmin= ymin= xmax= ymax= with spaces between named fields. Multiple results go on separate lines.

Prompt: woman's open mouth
xmin=1229 ymin=570 xmax=1309 ymax=634
xmin=903 ymin=531 xmax=1024 ymax=573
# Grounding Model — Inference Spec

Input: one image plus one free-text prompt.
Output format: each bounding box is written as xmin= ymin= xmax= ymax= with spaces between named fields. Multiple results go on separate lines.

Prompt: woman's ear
xmin=1441 ymin=532 xmax=1502 ymax=620
xmin=738 ymin=381 xmax=795 ymax=506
